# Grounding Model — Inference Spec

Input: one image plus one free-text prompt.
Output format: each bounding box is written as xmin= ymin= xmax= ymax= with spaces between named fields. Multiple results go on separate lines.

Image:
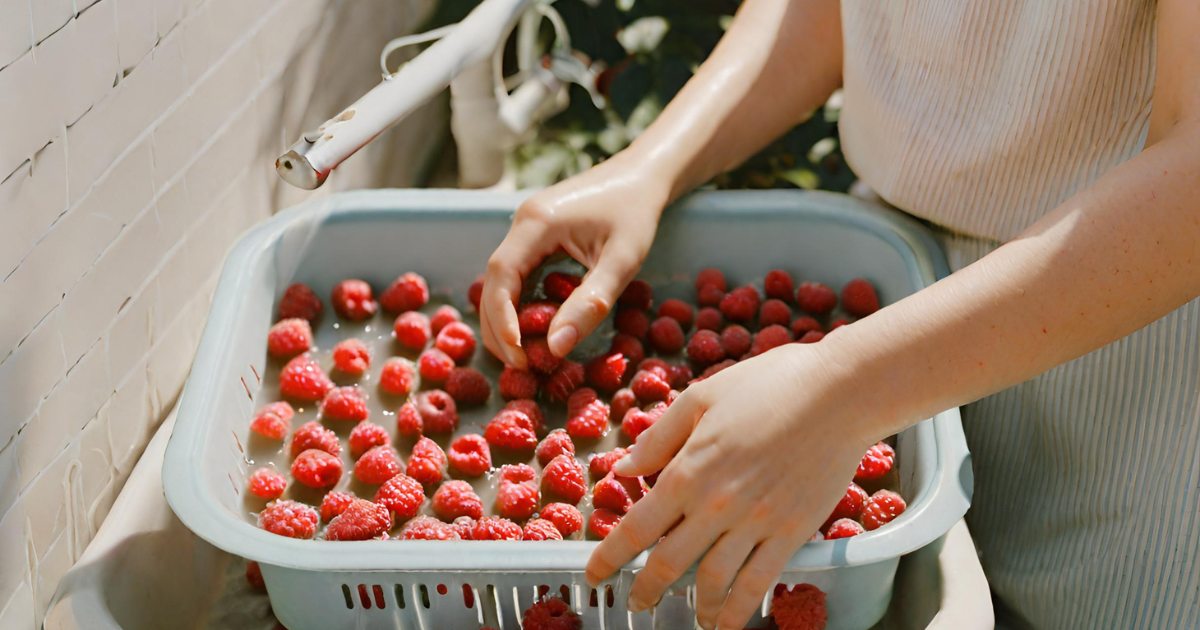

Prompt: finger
xmin=586 ymin=480 xmax=687 ymax=587
xmin=716 ymin=539 xmax=793 ymax=630
xmin=612 ymin=388 xmax=707 ymax=477
xmin=546 ymin=242 xmax=640 ymax=357
xmin=626 ymin=516 xmax=724 ymax=613
xmin=481 ymin=223 xmax=554 ymax=367
xmin=694 ymin=527 xmax=761 ymax=630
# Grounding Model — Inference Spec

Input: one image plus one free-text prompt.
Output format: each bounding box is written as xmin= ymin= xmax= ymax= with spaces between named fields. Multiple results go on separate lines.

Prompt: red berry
xmin=393 ymin=311 xmax=432 ymax=350
xmin=543 ymin=360 xmax=585 ymax=403
xmin=374 ymin=473 xmax=425 ymax=519
xmin=759 ymin=299 xmax=793 ymax=328
xmin=430 ymin=305 xmax=462 ymax=334
xmin=258 ymin=500 xmax=318 ymax=538
xmin=609 ymin=334 xmax=645 ymax=367
xmin=249 ymin=468 xmax=287 ymax=499
xmin=566 ymin=387 xmax=598 ymax=417
xmin=842 ymin=278 xmax=880 ymax=317
xmin=631 ymin=369 xmax=671 ymax=403
xmin=444 ymin=367 xmax=490 ymax=406
xmin=588 ymin=509 xmax=622 ymax=539
xmin=292 ymin=449 xmax=343 ymax=488
xmin=453 ymin=516 xmax=476 ymax=539
xmin=322 ymin=386 xmax=369 ymax=422
xmin=278 ymin=283 xmax=322 ymax=323
xmin=796 ymin=282 xmax=837 ymax=314
xmin=416 ymin=390 xmax=459 ymax=433
xmin=496 ymin=464 xmax=540 ymax=519
xmin=855 ymin=442 xmax=895 ymax=482
xmin=720 ymin=325 xmax=752 ymax=358
xmin=485 ymin=409 xmax=538 ymax=451
xmin=541 ymin=454 xmax=587 ymax=505
xmin=499 ymin=366 xmax=540 ymax=400
xmin=331 ymin=280 xmax=377 ymax=320
xmin=749 ymin=325 xmax=793 ymax=357
xmin=400 ymin=515 xmax=462 ymax=540
xmin=468 ymin=275 xmax=484 ymax=311
xmin=686 ymin=329 xmax=726 ymax=366
xmin=592 ymin=472 xmax=643 ymax=513
xmin=565 ymin=398 xmax=610 ymax=440
xmin=614 ymin=308 xmax=650 ymax=340
xmin=828 ymin=318 xmax=851 ymax=331
xmin=245 ymin=561 xmax=265 ymax=591
xmin=589 ymin=448 xmax=628 ymax=478
xmin=823 ymin=483 xmax=868 ymax=530
xmin=540 ymin=503 xmax=583 ymax=537
xmin=695 ymin=268 xmax=727 ymax=292
xmin=543 ymin=272 xmax=582 ymax=301
xmin=697 ymin=359 xmax=736 ymax=381
xmin=250 ymin=402 xmax=293 ymax=440
xmin=380 ymin=272 xmax=429 ymax=313
xmin=379 ymin=358 xmax=416 ymax=396
xmin=267 ymin=318 xmax=314 ymax=358
xmin=448 ymin=434 xmax=492 ymax=476
xmin=326 ymin=498 xmax=392 ymax=541
xmin=471 ymin=516 xmax=523 ymax=541
xmin=522 ymin=518 xmax=564 ymax=541
xmin=536 ymin=429 xmax=576 ymax=466
xmin=695 ymin=307 xmax=723 ymax=331
xmin=585 ymin=352 xmax=628 ymax=393
xmin=435 ymin=322 xmax=476 ymax=364
xmin=771 ymin=583 xmax=828 ymax=630
xmin=332 ymin=338 xmax=371 ymax=375
xmin=637 ymin=358 xmax=671 ymax=379
xmin=620 ymin=408 xmax=656 ymax=442
xmin=354 ymin=446 xmax=403 ymax=485
xmin=525 ymin=337 xmax=562 ymax=374
xmin=765 ymin=269 xmax=795 ymax=301
xmin=279 ymin=354 xmax=334 ymax=401
xmin=668 ymin=364 xmax=692 ymax=389
xmin=349 ymin=421 xmax=391 ymax=459
xmin=825 ymin=518 xmax=864 ymax=539
xmin=518 ymin=301 xmax=559 ymax=337
xmin=617 ymin=280 xmax=653 ymax=310
xmin=290 ymin=421 xmax=341 ymax=457
xmin=407 ymin=436 xmax=447 ymax=485
xmin=396 ymin=401 xmax=423 ymax=437
xmin=505 ymin=399 xmax=546 ymax=433
xmin=320 ymin=490 xmax=356 ymax=521
xmin=432 ymin=479 xmax=484 ymax=520
xmin=790 ymin=317 xmax=822 ymax=338
xmin=647 ymin=317 xmax=685 ymax=354
xmin=697 ymin=284 xmax=725 ymax=308
xmin=657 ymin=299 xmax=694 ymax=329
xmin=498 ymin=461 xmax=536 ymax=484
xmin=418 ymin=348 xmax=455 ymax=383
xmin=719 ymin=286 xmax=760 ymax=323
xmin=523 ymin=596 xmax=581 ymax=629
xmin=861 ymin=490 xmax=906 ymax=531
xmin=798 ymin=330 xmax=825 ymax=344
xmin=609 ymin=389 xmax=637 ymax=428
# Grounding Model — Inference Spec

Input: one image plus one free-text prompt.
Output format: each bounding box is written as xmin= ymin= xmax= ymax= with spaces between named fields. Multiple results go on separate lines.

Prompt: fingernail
xmin=627 ymin=596 xmax=648 ymax=613
xmin=548 ymin=325 xmax=577 ymax=357
xmin=612 ymin=456 xmax=632 ymax=475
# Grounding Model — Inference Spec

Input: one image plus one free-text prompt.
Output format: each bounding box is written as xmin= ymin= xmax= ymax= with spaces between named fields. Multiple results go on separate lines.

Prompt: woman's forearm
xmin=619 ymin=0 xmax=843 ymax=202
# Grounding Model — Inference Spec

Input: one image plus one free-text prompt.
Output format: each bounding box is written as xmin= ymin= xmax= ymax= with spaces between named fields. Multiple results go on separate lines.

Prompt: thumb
xmin=546 ymin=244 xmax=641 ymax=357
xmin=613 ymin=390 xmax=705 ymax=476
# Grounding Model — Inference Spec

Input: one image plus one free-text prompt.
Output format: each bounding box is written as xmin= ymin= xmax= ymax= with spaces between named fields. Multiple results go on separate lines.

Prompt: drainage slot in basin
xmin=341 ymin=584 xmax=353 ymax=609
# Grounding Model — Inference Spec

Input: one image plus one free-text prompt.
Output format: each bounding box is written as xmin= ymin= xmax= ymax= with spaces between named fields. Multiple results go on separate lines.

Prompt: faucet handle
xmin=545 ymin=49 xmax=606 ymax=109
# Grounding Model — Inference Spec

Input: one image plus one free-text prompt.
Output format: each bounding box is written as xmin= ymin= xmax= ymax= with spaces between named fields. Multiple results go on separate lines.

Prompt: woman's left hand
xmin=585 ymin=341 xmax=879 ymax=630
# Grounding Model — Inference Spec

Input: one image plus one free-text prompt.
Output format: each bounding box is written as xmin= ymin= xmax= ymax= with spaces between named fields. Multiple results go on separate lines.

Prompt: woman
xmin=479 ymin=0 xmax=1200 ymax=627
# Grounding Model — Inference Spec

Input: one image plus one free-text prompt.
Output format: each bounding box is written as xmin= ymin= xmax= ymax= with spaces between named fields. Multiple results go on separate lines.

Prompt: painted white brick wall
xmin=0 ymin=0 xmax=443 ymax=625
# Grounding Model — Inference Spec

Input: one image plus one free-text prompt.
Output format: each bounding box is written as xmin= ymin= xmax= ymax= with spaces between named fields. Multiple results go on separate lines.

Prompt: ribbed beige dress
xmin=840 ymin=2 xmax=1200 ymax=628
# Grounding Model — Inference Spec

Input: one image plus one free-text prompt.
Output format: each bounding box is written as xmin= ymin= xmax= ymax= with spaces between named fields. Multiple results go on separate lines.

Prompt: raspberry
xmin=497 ymin=465 xmax=540 ymax=519
xmin=543 ymin=360 xmax=585 ymax=403
xmin=796 ymin=282 xmax=837 ymax=314
xmin=406 ymin=436 xmax=447 ymax=485
xmin=589 ymin=448 xmax=628 ymax=478
xmin=771 ymin=584 xmax=827 ymax=630
xmin=396 ymin=401 xmax=423 ymax=437
xmin=416 ymin=349 xmax=454 ymax=383
xmin=498 ymin=462 xmax=536 ymax=484
xmin=393 ymin=311 xmax=432 ymax=350
xmin=400 ymin=515 xmax=462 ymax=540
xmin=380 ymin=272 xmax=429 ymax=313
xmin=258 ymin=500 xmax=318 ymax=538
xmin=446 ymin=367 xmax=491 ymax=405
xmin=290 ymin=421 xmax=341 ymax=457
xmin=245 ymin=561 xmax=265 ymax=591
xmin=416 ymin=390 xmax=459 ymax=433
xmin=326 ymin=499 xmax=393 ymax=541
xmin=429 ymin=305 xmax=462 ymax=334
xmin=332 ymin=338 xmax=371 ymax=375
xmin=250 ymin=402 xmax=293 ymax=440
xmin=248 ymin=468 xmax=287 ymax=499
xmin=828 ymin=318 xmax=850 ymax=331
xmin=267 ymin=318 xmax=314 ymax=358
xmin=321 ymin=386 xmax=369 ymax=422
xmin=585 ymin=352 xmax=628 ymax=393
xmin=485 ymin=409 xmax=538 ymax=451
xmin=525 ymin=337 xmax=562 ymax=374
xmin=448 ymin=434 xmax=492 ymax=476
xmin=637 ymin=358 xmax=671 ymax=379
xmin=610 ymin=389 xmax=637 ymax=428
xmin=631 ymin=369 xmax=671 ymax=403
xmin=291 ymin=449 xmax=343 ymax=488
xmin=471 ymin=516 xmax=523 ymax=541
xmin=668 ymin=364 xmax=693 ymax=389
xmin=695 ymin=268 xmax=727 ymax=292
xmin=719 ymin=286 xmax=761 ymax=322
xmin=435 ymin=322 xmax=476 ymax=364
xmin=749 ymin=325 xmax=793 ymax=357
xmin=614 ymin=308 xmax=650 ymax=340
xmin=566 ymin=387 xmax=598 ymax=417
xmin=373 ymin=473 xmax=425 ymax=518
xmin=697 ymin=358 xmax=737 ymax=380
xmin=720 ymin=325 xmax=752 ymax=358
xmin=765 ymin=269 xmax=796 ymax=302
xmin=354 ymin=446 xmax=403 ymax=485
xmin=349 ymin=422 xmax=391 ymax=459
xmin=759 ymin=299 xmax=793 ymax=328
xmin=542 ymin=454 xmax=587 ymax=504
xmin=609 ymin=333 xmax=645 ymax=367
xmin=592 ymin=472 xmax=641 ymax=513
xmin=566 ymin=399 xmax=610 ymax=440
xmin=790 ymin=317 xmax=822 ymax=338
xmin=432 ymin=479 xmax=484 ymax=520
xmin=617 ymin=280 xmax=653 ymax=311
xmin=505 ymin=399 xmax=546 ymax=433
xmin=523 ymin=518 xmax=564 ymax=541
xmin=320 ymin=490 xmax=356 ymax=521
xmin=537 ymin=429 xmax=576 ymax=466
xmin=279 ymin=354 xmax=334 ymax=401
xmin=540 ymin=503 xmax=583 ymax=537
xmin=468 ymin=275 xmax=484 ymax=311
xmin=697 ymin=284 xmax=725 ymax=308
xmin=278 ymin=283 xmax=323 ymax=323
xmin=621 ymin=408 xmax=656 ymax=442
xmin=523 ymin=596 xmax=581 ymax=630
xmin=823 ymin=483 xmax=868 ymax=530
xmin=841 ymin=278 xmax=880 ymax=317
xmin=855 ymin=442 xmax=895 ymax=482
xmin=499 ymin=366 xmax=540 ymax=400
xmin=695 ymin=307 xmax=723 ymax=331
xmin=824 ymin=518 xmax=864 ymax=539
xmin=379 ymin=358 xmax=416 ymax=396
xmin=648 ymin=317 xmax=685 ymax=354
xmin=331 ymin=279 xmax=377 ymax=320
xmin=798 ymin=331 xmax=825 ymax=344
xmin=861 ymin=490 xmax=906 ymax=531
xmin=686 ymin=329 xmax=726 ymax=366
xmin=453 ymin=516 xmax=477 ymax=539
xmin=543 ymin=272 xmax=582 ymax=301
xmin=657 ymin=299 xmax=694 ymax=329
xmin=588 ymin=509 xmax=622 ymax=539
xmin=518 ymin=301 xmax=559 ymax=337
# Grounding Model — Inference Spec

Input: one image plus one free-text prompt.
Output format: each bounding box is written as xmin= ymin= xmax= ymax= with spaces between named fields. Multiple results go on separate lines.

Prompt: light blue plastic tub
xmin=163 ymin=189 xmax=972 ymax=630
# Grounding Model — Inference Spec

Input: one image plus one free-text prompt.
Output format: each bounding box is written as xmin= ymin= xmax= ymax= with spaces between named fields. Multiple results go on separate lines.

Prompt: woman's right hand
xmin=480 ymin=155 xmax=670 ymax=368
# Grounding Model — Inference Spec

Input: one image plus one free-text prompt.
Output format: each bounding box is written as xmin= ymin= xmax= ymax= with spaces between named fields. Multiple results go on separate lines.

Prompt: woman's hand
xmin=585 ymin=341 xmax=879 ymax=630
xmin=480 ymin=156 xmax=669 ymax=368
